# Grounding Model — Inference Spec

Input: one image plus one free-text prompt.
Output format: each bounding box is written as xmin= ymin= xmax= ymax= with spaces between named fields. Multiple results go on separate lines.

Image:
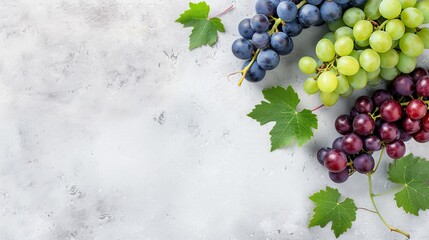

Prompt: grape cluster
xmin=231 ymin=0 xmax=368 ymax=85
xmin=317 ymin=67 xmax=429 ymax=183
xmin=299 ymin=0 xmax=429 ymax=106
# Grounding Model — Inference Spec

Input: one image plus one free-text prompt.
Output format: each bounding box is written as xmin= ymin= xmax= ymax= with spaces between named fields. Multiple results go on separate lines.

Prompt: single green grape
xmin=320 ymin=92 xmax=340 ymax=107
xmin=299 ymin=57 xmax=318 ymax=74
xmin=304 ymin=78 xmax=319 ymax=94
xmin=379 ymin=0 xmax=402 ymax=19
xmin=349 ymin=50 xmax=362 ymax=60
xmin=368 ymin=76 xmax=383 ymax=86
xmin=367 ymin=68 xmax=381 ymax=80
xmin=340 ymin=87 xmax=354 ymax=98
xmin=365 ymin=0 xmax=383 ymax=19
xmin=328 ymin=18 xmax=346 ymax=32
xmin=335 ymin=26 xmax=354 ymax=40
xmin=401 ymin=8 xmax=424 ymax=28
xmin=369 ymin=30 xmax=392 ymax=53
xmin=348 ymin=68 xmax=368 ymax=89
xmin=334 ymin=36 xmax=354 ymax=56
xmin=416 ymin=28 xmax=429 ymax=49
xmin=379 ymin=49 xmax=400 ymax=68
xmin=335 ymin=74 xmax=351 ymax=94
xmin=399 ymin=0 xmax=416 ymax=8
xmin=353 ymin=20 xmax=373 ymax=41
xmin=323 ymin=32 xmax=336 ymax=43
xmin=415 ymin=0 xmax=429 ymax=24
xmin=337 ymin=56 xmax=360 ymax=76
xmin=359 ymin=49 xmax=381 ymax=72
xmin=380 ymin=67 xmax=400 ymax=80
xmin=355 ymin=39 xmax=369 ymax=47
xmin=317 ymin=71 xmax=338 ymax=93
xmin=397 ymin=52 xmax=417 ymax=73
xmin=316 ymin=39 xmax=336 ymax=62
xmin=385 ymin=19 xmax=405 ymax=40
xmin=343 ymin=8 xmax=366 ymax=27
xmin=399 ymin=33 xmax=424 ymax=57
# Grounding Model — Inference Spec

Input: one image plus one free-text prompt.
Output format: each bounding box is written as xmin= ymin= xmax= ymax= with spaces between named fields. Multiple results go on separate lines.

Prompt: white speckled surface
xmin=0 ymin=0 xmax=428 ymax=239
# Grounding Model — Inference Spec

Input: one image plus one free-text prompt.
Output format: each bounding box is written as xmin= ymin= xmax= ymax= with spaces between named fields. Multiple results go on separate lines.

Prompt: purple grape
xmin=371 ymin=89 xmax=391 ymax=107
xmin=324 ymin=149 xmax=348 ymax=172
xmin=416 ymin=76 xmax=429 ymax=97
xmin=364 ymin=135 xmax=382 ymax=151
xmin=386 ymin=140 xmax=406 ymax=159
xmin=393 ymin=74 xmax=414 ymax=96
xmin=355 ymin=96 xmax=374 ymax=113
xmin=329 ymin=168 xmax=349 ymax=183
xmin=402 ymin=116 xmax=421 ymax=134
xmin=353 ymin=153 xmax=375 ymax=173
xmin=410 ymin=67 xmax=428 ymax=82
xmin=399 ymin=129 xmax=412 ymax=142
xmin=317 ymin=147 xmax=331 ymax=165
xmin=342 ymin=133 xmax=363 ymax=154
xmin=406 ymin=99 xmax=427 ymax=120
xmin=335 ymin=114 xmax=353 ymax=135
xmin=255 ymin=0 xmax=276 ymax=17
xmin=350 ymin=107 xmax=359 ymax=118
xmin=251 ymin=14 xmax=270 ymax=32
xmin=422 ymin=113 xmax=429 ymax=131
xmin=332 ymin=137 xmax=344 ymax=150
xmin=378 ymin=122 xmax=399 ymax=142
xmin=413 ymin=129 xmax=429 ymax=143
xmin=353 ymin=113 xmax=375 ymax=136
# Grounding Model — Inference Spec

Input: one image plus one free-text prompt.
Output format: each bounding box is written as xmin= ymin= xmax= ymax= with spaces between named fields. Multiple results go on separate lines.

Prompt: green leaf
xmin=175 ymin=2 xmax=225 ymax=50
xmin=309 ymin=187 xmax=357 ymax=238
xmin=388 ymin=154 xmax=429 ymax=216
xmin=248 ymin=86 xmax=318 ymax=151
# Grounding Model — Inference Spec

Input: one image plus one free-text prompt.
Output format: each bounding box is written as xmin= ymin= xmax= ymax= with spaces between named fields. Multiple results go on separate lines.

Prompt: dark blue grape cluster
xmin=232 ymin=0 xmax=366 ymax=85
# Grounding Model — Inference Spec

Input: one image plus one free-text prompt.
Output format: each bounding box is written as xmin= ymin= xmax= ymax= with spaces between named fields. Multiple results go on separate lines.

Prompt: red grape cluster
xmin=317 ymin=67 xmax=429 ymax=183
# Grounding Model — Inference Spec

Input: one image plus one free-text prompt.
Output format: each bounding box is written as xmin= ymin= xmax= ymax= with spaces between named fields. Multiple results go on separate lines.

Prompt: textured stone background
xmin=0 ymin=0 xmax=428 ymax=239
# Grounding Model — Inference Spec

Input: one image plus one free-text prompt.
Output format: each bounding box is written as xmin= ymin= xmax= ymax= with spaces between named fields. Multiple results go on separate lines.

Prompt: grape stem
xmin=311 ymin=104 xmax=325 ymax=112
xmin=372 ymin=185 xmax=404 ymax=197
xmin=367 ymin=150 xmax=410 ymax=239
xmin=376 ymin=20 xmax=388 ymax=31
xmin=228 ymin=49 xmax=261 ymax=86
xmin=210 ymin=5 xmax=235 ymax=19
xmin=357 ymin=207 xmax=377 ymax=214
xmin=296 ymin=0 xmax=307 ymax=8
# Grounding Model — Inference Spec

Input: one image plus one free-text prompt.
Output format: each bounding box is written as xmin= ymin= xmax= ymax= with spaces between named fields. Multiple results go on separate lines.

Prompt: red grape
xmin=353 ymin=153 xmax=375 ymax=173
xmin=332 ymin=137 xmax=344 ymax=150
xmin=416 ymin=76 xmax=429 ymax=97
xmin=401 ymin=116 xmax=421 ymax=134
xmin=371 ymin=89 xmax=391 ymax=107
xmin=410 ymin=67 xmax=428 ymax=82
xmin=378 ymin=122 xmax=399 ymax=142
xmin=380 ymin=99 xmax=402 ymax=122
xmin=353 ymin=113 xmax=375 ymax=136
xmin=406 ymin=99 xmax=427 ymax=120
xmin=324 ymin=149 xmax=348 ymax=173
xmin=364 ymin=135 xmax=382 ymax=151
xmin=422 ymin=113 xmax=429 ymax=131
xmin=342 ymin=133 xmax=363 ymax=154
xmin=413 ymin=129 xmax=429 ymax=143
xmin=329 ymin=168 xmax=349 ymax=183
xmin=355 ymin=96 xmax=374 ymax=113
xmin=386 ymin=140 xmax=406 ymax=159
xmin=393 ymin=74 xmax=414 ymax=96
xmin=335 ymin=115 xmax=353 ymax=135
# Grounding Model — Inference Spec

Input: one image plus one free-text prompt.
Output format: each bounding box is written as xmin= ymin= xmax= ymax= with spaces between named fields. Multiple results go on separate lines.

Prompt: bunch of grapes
xmin=299 ymin=0 xmax=429 ymax=106
xmin=317 ymin=67 xmax=429 ymax=183
xmin=231 ymin=0 xmax=369 ymax=86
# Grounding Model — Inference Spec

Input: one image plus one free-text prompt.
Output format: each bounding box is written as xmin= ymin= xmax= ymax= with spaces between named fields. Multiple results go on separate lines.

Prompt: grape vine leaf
xmin=248 ymin=86 xmax=318 ymax=151
xmin=309 ymin=187 xmax=357 ymax=238
xmin=175 ymin=2 xmax=225 ymax=50
xmin=388 ymin=154 xmax=429 ymax=216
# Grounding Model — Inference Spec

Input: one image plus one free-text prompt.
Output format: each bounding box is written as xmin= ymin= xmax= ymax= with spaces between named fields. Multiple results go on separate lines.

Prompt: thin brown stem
xmin=211 ymin=5 xmax=234 ymax=19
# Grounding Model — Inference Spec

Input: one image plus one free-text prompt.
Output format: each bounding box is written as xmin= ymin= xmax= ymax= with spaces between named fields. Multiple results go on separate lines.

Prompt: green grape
xmin=397 ymin=52 xmax=417 ymax=73
xmin=317 ymin=71 xmax=338 ymax=93
xmin=355 ymin=39 xmax=369 ymax=47
xmin=385 ymin=19 xmax=405 ymax=40
xmin=379 ymin=49 xmax=400 ymax=68
xmin=367 ymin=68 xmax=381 ymax=80
xmin=391 ymin=39 xmax=399 ymax=49
xmin=379 ymin=0 xmax=402 ymax=19
xmin=415 ymin=0 xmax=429 ymax=24
xmin=369 ymin=30 xmax=392 ymax=53
xmin=337 ymin=56 xmax=360 ymax=76
xmin=348 ymin=68 xmax=368 ymax=89
xmin=316 ymin=39 xmax=336 ymax=62
xmin=365 ymin=0 xmax=383 ymax=19
xmin=416 ymin=28 xmax=429 ymax=49
xmin=399 ymin=0 xmax=416 ymax=8
xmin=359 ymin=49 xmax=381 ymax=72
xmin=353 ymin=20 xmax=373 ymax=41
xmin=323 ymin=32 xmax=336 ymax=43
xmin=368 ymin=76 xmax=383 ymax=86
xmin=340 ymin=87 xmax=354 ymax=98
xmin=334 ymin=36 xmax=354 ymax=56
xmin=328 ymin=18 xmax=346 ymax=32
xmin=299 ymin=57 xmax=318 ymax=74
xmin=320 ymin=92 xmax=340 ymax=107
xmin=380 ymin=67 xmax=400 ymax=80
xmin=349 ymin=50 xmax=362 ymax=60
xmin=399 ymin=33 xmax=424 ymax=57
xmin=343 ymin=8 xmax=366 ymax=27
xmin=304 ymin=78 xmax=319 ymax=94
xmin=401 ymin=8 xmax=424 ymax=28
xmin=335 ymin=74 xmax=351 ymax=94
xmin=335 ymin=26 xmax=354 ymax=40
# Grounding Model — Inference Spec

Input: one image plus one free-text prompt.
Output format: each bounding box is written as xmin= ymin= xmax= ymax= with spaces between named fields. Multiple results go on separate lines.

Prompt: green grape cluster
xmin=298 ymin=0 xmax=429 ymax=106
